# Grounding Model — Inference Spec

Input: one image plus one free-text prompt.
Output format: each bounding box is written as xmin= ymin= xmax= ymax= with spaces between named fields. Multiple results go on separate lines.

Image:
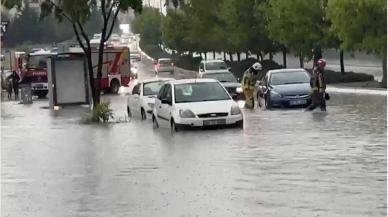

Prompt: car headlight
xmin=147 ymin=103 xmax=154 ymax=109
xmin=231 ymin=105 xmax=242 ymax=115
xmin=270 ymin=90 xmax=282 ymax=98
xmin=179 ymin=109 xmax=196 ymax=118
xmin=236 ymin=87 xmax=243 ymax=93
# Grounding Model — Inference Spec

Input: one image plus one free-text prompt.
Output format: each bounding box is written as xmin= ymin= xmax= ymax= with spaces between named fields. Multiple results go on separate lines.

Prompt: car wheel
xmin=236 ymin=120 xmax=244 ymax=129
xmin=152 ymin=115 xmax=159 ymax=129
xmin=265 ymin=94 xmax=272 ymax=110
xmin=127 ymin=106 xmax=132 ymax=118
xmin=170 ymin=120 xmax=178 ymax=134
xmin=110 ymin=79 xmax=120 ymax=94
xmin=141 ymin=108 xmax=146 ymax=120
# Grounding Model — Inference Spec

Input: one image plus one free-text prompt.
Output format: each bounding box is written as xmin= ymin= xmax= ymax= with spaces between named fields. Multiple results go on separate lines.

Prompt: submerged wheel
xmin=141 ymin=108 xmax=147 ymax=120
xmin=152 ymin=115 xmax=159 ymax=129
xmin=110 ymin=79 xmax=120 ymax=94
xmin=127 ymin=106 xmax=132 ymax=118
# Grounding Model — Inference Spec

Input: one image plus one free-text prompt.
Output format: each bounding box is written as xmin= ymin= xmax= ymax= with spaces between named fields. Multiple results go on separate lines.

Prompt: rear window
xmin=159 ymin=59 xmax=172 ymax=65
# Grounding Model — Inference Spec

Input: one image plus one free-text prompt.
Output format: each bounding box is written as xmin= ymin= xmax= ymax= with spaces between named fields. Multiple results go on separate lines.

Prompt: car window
xmin=270 ymin=71 xmax=310 ymax=85
xmin=205 ymin=61 xmax=227 ymax=70
xmin=157 ymin=84 xmax=167 ymax=100
xmin=174 ymin=82 xmax=230 ymax=103
xmin=143 ymin=81 xmax=168 ymax=96
xmin=164 ymin=84 xmax=172 ymax=101
xmin=159 ymin=59 xmax=172 ymax=65
xmin=132 ymin=83 xmax=141 ymax=95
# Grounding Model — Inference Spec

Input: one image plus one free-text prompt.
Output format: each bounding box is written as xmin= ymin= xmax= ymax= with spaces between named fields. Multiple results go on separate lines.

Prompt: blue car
xmin=258 ymin=69 xmax=312 ymax=109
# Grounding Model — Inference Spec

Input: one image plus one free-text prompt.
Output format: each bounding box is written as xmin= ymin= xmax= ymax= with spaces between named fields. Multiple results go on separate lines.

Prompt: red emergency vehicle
xmin=91 ymin=46 xmax=131 ymax=93
xmin=13 ymin=49 xmax=56 ymax=98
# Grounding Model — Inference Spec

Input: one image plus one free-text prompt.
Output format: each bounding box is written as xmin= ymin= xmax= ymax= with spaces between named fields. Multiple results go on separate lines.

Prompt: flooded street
xmin=1 ymin=58 xmax=387 ymax=217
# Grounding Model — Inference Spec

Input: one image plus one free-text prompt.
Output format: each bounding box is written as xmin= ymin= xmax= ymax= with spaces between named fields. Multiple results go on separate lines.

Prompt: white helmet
xmin=252 ymin=62 xmax=262 ymax=71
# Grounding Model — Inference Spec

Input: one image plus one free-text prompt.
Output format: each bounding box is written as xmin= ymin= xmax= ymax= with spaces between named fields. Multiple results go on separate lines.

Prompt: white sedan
xmin=127 ymin=78 xmax=174 ymax=120
xmin=152 ymin=79 xmax=244 ymax=132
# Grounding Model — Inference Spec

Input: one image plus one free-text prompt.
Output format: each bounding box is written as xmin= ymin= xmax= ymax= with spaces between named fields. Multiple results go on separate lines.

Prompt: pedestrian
xmin=10 ymin=70 xmax=20 ymax=100
xmin=306 ymin=58 xmax=327 ymax=112
xmin=7 ymin=77 xmax=13 ymax=100
xmin=241 ymin=62 xmax=262 ymax=109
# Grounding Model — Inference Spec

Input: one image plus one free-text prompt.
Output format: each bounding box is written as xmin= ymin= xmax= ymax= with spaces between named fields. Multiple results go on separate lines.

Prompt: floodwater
xmin=1 ymin=58 xmax=387 ymax=217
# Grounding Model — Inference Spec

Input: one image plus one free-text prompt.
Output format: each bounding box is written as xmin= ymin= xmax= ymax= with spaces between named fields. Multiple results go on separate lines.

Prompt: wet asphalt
xmin=1 ymin=56 xmax=387 ymax=217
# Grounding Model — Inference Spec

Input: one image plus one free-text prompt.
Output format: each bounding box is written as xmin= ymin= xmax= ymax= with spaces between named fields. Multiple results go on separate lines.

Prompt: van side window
xmin=157 ymin=85 xmax=166 ymax=100
xmin=132 ymin=83 xmax=141 ymax=95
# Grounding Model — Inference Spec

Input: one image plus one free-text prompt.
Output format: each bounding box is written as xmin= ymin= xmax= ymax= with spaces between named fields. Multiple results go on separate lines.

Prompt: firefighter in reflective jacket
xmin=241 ymin=62 xmax=262 ymax=109
xmin=307 ymin=59 xmax=327 ymax=111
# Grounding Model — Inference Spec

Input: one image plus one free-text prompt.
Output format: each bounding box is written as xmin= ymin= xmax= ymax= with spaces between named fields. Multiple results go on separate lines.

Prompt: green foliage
xmin=1 ymin=0 xmax=22 ymax=9
xmin=132 ymin=7 xmax=162 ymax=46
xmin=327 ymin=0 xmax=386 ymax=57
xmin=87 ymin=102 xmax=114 ymax=123
xmin=3 ymin=3 xmax=74 ymax=47
xmin=266 ymin=0 xmax=327 ymax=61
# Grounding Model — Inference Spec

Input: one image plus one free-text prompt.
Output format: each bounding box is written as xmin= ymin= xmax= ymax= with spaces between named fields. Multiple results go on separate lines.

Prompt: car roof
xmin=166 ymin=78 xmax=218 ymax=85
xmin=141 ymin=77 xmax=174 ymax=83
xmin=202 ymin=59 xmax=225 ymax=63
xmin=268 ymin=68 xmax=308 ymax=74
xmin=202 ymin=71 xmax=232 ymax=75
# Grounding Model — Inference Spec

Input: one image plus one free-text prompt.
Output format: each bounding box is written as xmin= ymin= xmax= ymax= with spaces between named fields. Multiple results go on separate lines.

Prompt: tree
xmin=266 ymin=0 xmax=327 ymax=68
xmin=133 ymin=7 xmax=162 ymax=46
xmin=327 ymin=0 xmax=387 ymax=87
xmin=2 ymin=0 xmax=142 ymax=107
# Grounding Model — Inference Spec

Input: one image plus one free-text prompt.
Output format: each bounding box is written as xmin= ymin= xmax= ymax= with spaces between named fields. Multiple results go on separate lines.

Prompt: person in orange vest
xmin=241 ymin=62 xmax=262 ymax=109
xmin=307 ymin=59 xmax=327 ymax=111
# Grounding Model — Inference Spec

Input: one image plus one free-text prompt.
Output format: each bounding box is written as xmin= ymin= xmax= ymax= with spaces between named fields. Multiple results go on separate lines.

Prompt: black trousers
xmin=307 ymin=92 xmax=326 ymax=111
xmin=13 ymin=84 xmax=19 ymax=99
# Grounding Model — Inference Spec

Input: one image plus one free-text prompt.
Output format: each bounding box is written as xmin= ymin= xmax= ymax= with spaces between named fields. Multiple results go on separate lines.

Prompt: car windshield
xmin=159 ymin=59 xmax=172 ymax=65
xmin=174 ymin=82 xmax=230 ymax=103
xmin=143 ymin=81 xmax=167 ymax=96
xmin=28 ymin=55 xmax=50 ymax=68
xmin=205 ymin=61 xmax=228 ymax=70
xmin=202 ymin=72 xmax=237 ymax=83
xmin=270 ymin=71 xmax=310 ymax=85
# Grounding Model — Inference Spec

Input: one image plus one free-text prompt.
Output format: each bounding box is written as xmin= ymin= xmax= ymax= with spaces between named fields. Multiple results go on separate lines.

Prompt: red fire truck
xmin=68 ymin=45 xmax=132 ymax=93
xmin=91 ymin=46 xmax=131 ymax=93
xmin=13 ymin=49 xmax=57 ymax=98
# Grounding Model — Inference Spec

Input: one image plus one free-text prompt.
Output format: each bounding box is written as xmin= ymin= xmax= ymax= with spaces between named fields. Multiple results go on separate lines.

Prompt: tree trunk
xmin=282 ymin=46 xmax=287 ymax=68
xmin=237 ymin=53 xmax=241 ymax=62
xmin=204 ymin=52 xmax=207 ymax=60
xmin=223 ymin=52 xmax=227 ymax=61
xmin=229 ymin=52 xmax=233 ymax=62
xmin=269 ymin=53 xmax=273 ymax=60
xmin=213 ymin=51 xmax=216 ymax=59
xmin=340 ymin=50 xmax=345 ymax=75
xmin=258 ymin=53 xmax=263 ymax=62
xmin=246 ymin=52 xmax=249 ymax=60
xmin=299 ymin=55 xmax=304 ymax=68
xmin=382 ymin=57 xmax=387 ymax=88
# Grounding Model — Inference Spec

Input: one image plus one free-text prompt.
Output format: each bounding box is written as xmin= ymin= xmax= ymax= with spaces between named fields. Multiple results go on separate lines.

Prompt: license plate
xmin=203 ymin=119 xmax=226 ymax=126
xmin=290 ymin=99 xmax=307 ymax=105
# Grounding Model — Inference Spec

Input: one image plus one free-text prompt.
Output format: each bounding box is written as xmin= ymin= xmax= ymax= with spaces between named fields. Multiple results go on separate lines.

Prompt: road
xmin=1 ymin=55 xmax=387 ymax=217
